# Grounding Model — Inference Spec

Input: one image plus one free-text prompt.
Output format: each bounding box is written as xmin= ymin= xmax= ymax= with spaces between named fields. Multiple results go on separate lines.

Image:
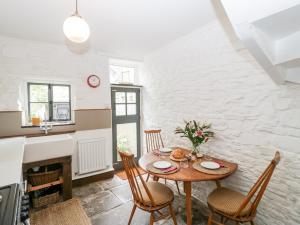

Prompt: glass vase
xmin=191 ymin=145 xmax=199 ymax=161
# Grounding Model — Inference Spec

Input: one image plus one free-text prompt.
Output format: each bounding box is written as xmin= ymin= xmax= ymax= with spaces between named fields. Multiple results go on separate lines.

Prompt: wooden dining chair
xmin=206 ymin=151 xmax=281 ymax=225
xmin=144 ymin=129 xmax=181 ymax=195
xmin=118 ymin=150 xmax=178 ymax=225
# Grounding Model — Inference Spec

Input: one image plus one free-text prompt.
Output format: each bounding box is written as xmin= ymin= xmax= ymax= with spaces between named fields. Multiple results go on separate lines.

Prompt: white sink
xmin=24 ymin=134 xmax=74 ymax=163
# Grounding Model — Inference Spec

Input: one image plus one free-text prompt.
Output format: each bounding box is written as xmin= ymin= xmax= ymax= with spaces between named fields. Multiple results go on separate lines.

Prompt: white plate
xmin=159 ymin=147 xmax=173 ymax=153
xmin=153 ymin=161 xmax=172 ymax=169
xmin=200 ymin=161 xmax=220 ymax=170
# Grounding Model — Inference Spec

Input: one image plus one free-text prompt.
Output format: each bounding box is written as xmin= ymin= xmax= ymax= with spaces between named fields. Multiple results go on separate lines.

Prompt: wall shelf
xmin=27 ymin=177 xmax=64 ymax=192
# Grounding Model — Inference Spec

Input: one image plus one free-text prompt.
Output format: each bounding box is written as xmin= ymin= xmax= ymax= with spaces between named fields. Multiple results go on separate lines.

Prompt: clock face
xmin=87 ymin=75 xmax=100 ymax=88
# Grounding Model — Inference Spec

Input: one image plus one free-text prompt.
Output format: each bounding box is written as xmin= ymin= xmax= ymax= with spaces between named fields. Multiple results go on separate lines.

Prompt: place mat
xmin=152 ymin=149 xmax=172 ymax=156
xmin=30 ymin=198 xmax=91 ymax=225
xmin=146 ymin=161 xmax=179 ymax=174
xmin=192 ymin=161 xmax=230 ymax=175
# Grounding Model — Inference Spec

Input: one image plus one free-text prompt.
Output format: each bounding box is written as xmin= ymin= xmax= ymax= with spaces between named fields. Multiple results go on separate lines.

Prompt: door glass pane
xmin=53 ymin=103 xmax=70 ymax=120
xmin=30 ymin=103 xmax=49 ymax=120
xmin=116 ymin=104 xmax=126 ymax=116
xmin=127 ymin=104 xmax=136 ymax=115
xmin=127 ymin=92 xmax=136 ymax=103
xmin=29 ymin=85 xmax=48 ymax=102
xmin=115 ymin=92 xmax=125 ymax=103
xmin=117 ymin=123 xmax=137 ymax=160
xmin=53 ymin=86 xmax=70 ymax=102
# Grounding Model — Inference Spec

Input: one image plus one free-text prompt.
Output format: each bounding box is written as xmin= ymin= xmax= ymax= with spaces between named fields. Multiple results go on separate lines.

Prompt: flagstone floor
xmin=73 ymin=176 xmax=209 ymax=225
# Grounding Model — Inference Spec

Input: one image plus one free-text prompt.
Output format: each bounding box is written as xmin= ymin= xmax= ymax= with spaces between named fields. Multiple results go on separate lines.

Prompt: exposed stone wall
xmin=141 ymin=19 xmax=300 ymax=225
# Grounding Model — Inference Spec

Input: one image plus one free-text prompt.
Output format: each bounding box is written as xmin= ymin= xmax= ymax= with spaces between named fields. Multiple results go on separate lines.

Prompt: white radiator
xmin=77 ymin=138 xmax=107 ymax=175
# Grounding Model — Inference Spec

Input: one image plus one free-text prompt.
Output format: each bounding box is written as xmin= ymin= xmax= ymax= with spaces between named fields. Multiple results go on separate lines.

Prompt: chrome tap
xmin=40 ymin=122 xmax=53 ymax=135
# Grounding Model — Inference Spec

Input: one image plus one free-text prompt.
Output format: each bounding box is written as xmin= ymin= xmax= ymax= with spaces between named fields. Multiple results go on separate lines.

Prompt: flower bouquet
xmin=174 ymin=120 xmax=214 ymax=155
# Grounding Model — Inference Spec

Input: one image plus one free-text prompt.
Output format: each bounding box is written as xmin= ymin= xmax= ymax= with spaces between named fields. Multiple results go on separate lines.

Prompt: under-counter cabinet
xmin=22 ymin=155 xmax=72 ymax=208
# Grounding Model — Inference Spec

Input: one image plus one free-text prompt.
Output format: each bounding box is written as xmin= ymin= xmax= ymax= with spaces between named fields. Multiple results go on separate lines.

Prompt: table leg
xmin=153 ymin=176 xmax=159 ymax=181
xmin=184 ymin=181 xmax=192 ymax=225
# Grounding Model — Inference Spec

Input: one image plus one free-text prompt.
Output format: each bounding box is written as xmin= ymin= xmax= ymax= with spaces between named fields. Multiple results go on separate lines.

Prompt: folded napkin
xmin=214 ymin=161 xmax=226 ymax=168
xmin=161 ymin=166 xmax=177 ymax=173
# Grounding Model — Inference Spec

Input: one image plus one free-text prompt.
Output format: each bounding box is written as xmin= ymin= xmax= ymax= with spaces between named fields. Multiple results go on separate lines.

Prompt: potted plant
xmin=175 ymin=120 xmax=214 ymax=155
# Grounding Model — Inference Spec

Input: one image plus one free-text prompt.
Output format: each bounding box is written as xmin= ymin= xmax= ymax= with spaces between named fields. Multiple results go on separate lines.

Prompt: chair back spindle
xmin=144 ymin=129 xmax=164 ymax=152
xmin=118 ymin=150 xmax=156 ymax=207
xmin=234 ymin=151 xmax=281 ymax=218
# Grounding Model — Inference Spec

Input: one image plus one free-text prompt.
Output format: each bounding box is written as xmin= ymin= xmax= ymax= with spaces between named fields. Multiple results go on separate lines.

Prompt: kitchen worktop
xmin=0 ymin=137 xmax=25 ymax=186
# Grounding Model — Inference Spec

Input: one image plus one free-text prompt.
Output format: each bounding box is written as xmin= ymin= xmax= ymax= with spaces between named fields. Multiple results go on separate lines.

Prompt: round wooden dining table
xmin=139 ymin=151 xmax=238 ymax=225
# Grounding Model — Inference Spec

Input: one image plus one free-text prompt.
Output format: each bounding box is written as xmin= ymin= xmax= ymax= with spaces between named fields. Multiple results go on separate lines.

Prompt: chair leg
xmin=207 ymin=211 xmax=213 ymax=225
xmin=149 ymin=212 xmax=155 ymax=225
xmin=175 ymin=181 xmax=181 ymax=195
xmin=165 ymin=178 xmax=167 ymax=185
xmin=169 ymin=204 xmax=178 ymax=225
xmin=146 ymin=173 xmax=150 ymax=181
xmin=220 ymin=215 xmax=224 ymax=223
xmin=250 ymin=221 xmax=255 ymax=225
xmin=127 ymin=204 xmax=137 ymax=225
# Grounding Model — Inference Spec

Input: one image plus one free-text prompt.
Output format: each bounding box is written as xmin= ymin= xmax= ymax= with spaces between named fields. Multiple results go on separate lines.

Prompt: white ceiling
xmin=0 ymin=0 xmax=217 ymax=60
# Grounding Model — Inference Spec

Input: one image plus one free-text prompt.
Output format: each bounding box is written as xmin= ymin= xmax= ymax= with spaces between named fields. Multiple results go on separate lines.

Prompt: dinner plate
xmin=153 ymin=161 xmax=172 ymax=169
xmin=159 ymin=147 xmax=173 ymax=153
xmin=200 ymin=161 xmax=220 ymax=170
xmin=169 ymin=155 xmax=187 ymax=162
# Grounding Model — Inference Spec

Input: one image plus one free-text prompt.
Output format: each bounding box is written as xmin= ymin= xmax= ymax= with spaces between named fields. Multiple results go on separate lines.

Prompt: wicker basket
xmin=28 ymin=169 xmax=60 ymax=186
xmin=33 ymin=191 xmax=60 ymax=208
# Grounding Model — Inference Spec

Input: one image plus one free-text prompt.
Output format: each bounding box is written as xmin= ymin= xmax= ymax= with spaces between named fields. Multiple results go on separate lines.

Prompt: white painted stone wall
xmin=141 ymin=19 xmax=300 ymax=225
xmin=0 ymin=35 xmax=111 ymax=111
xmin=0 ymin=36 xmax=114 ymax=179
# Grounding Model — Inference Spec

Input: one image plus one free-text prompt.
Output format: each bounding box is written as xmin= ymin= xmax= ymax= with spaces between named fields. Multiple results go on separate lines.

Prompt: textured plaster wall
xmin=141 ymin=19 xmax=300 ymax=225
xmin=0 ymin=35 xmax=111 ymax=111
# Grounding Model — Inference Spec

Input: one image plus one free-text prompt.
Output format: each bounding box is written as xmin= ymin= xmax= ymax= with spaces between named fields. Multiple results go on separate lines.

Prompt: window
xmin=28 ymin=83 xmax=71 ymax=122
xmin=110 ymin=65 xmax=135 ymax=84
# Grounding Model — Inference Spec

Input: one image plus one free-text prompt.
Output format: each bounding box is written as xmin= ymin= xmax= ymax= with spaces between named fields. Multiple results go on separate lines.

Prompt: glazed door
xmin=111 ymin=87 xmax=141 ymax=170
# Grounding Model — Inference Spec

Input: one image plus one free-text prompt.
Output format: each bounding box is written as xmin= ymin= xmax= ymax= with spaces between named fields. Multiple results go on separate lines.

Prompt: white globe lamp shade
xmin=63 ymin=15 xmax=90 ymax=43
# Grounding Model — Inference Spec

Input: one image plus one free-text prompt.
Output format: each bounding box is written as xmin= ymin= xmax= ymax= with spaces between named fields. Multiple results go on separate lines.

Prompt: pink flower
xmin=195 ymin=130 xmax=203 ymax=137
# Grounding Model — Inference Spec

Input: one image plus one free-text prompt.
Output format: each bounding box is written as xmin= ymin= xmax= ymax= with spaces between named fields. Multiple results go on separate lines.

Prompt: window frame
xmin=27 ymin=82 xmax=72 ymax=122
xmin=109 ymin=64 xmax=136 ymax=84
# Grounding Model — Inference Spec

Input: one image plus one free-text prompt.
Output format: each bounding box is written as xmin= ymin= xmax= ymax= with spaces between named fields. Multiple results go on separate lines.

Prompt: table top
xmin=139 ymin=150 xmax=238 ymax=182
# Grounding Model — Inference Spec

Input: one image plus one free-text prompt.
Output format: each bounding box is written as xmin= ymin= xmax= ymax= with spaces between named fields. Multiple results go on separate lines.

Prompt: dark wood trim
xmin=0 ymin=130 xmax=76 ymax=139
xmin=72 ymin=170 xmax=114 ymax=187
xmin=21 ymin=123 xmax=75 ymax=128
xmin=111 ymin=83 xmax=143 ymax=88
xmin=74 ymin=108 xmax=112 ymax=111
xmin=0 ymin=111 xmax=22 ymax=113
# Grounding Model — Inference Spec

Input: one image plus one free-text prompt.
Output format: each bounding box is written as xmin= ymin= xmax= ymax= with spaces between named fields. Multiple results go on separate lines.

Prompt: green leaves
xmin=174 ymin=120 xmax=214 ymax=147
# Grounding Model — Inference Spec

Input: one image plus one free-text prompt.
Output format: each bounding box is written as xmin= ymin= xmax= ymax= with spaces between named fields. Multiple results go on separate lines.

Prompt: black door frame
xmin=111 ymin=86 xmax=141 ymax=170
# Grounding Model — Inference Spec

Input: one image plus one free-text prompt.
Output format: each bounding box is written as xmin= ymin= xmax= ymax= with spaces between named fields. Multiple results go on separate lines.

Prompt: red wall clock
xmin=87 ymin=75 xmax=101 ymax=88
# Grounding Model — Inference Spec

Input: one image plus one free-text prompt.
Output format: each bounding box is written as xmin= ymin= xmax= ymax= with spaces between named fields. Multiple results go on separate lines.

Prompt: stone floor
xmin=73 ymin=175 xmax=209 ymax=225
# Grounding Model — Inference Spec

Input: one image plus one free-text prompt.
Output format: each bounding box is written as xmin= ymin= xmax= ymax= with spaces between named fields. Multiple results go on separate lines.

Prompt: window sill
xmin=21 ymin=121 xmax=75 ymax=128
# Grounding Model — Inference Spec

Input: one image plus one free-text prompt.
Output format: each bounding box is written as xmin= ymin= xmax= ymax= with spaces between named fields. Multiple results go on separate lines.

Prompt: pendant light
xmin=63 ymin=0 xmax=90 ymax=43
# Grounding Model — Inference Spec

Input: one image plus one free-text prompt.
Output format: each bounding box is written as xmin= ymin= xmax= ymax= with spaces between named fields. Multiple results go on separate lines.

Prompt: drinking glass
xmin=180 ymin=159 xmax=189 ymax=168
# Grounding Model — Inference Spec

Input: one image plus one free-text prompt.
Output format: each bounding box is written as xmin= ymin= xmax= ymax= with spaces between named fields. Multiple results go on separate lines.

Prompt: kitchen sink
xmin=23 ymin=134 xmax=74 ymax=163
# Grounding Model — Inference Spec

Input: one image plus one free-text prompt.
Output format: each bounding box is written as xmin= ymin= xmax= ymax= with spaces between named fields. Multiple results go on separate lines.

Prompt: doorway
xmin=111 ymin=86 xmax=141 ymax=170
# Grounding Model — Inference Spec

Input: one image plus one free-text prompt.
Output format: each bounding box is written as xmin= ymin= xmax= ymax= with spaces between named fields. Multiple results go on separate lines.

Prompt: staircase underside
xmin=221 ymin=0 xmax=300 ymax=84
